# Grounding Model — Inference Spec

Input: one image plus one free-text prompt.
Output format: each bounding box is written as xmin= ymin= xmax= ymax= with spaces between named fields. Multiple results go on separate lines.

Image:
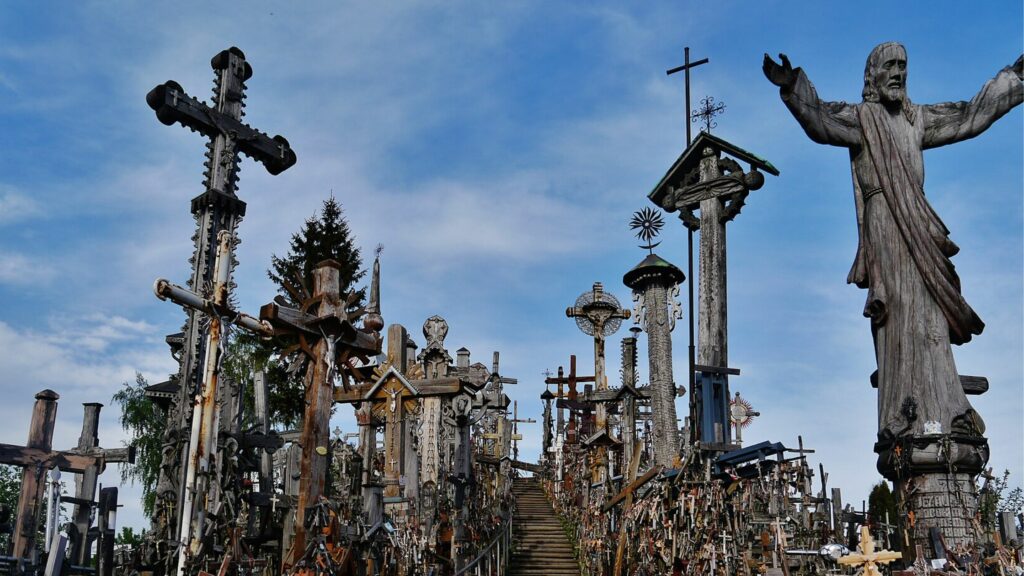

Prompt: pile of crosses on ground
xmin=539 ymin=322 xmax=1023 ymax=575
xmin=540 ymin=328 xmax=855 ymax=575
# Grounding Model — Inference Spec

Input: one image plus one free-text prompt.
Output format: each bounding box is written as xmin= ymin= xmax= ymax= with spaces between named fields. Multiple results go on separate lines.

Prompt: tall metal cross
xmin=666 ymin=46 xmax=710 ymax=147
xmin=694 ymin=95 xmax=726 ymax=134
xmin=666 ymin=46 xmax=709 ymax=403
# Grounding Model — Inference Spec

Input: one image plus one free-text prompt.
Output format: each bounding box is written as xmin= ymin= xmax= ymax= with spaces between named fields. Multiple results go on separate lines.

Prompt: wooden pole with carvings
xmin=648 ymin=131 xmax=778 ymax=449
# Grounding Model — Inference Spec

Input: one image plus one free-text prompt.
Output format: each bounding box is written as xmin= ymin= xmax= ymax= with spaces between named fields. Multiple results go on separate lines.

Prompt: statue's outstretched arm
xmin=763 ymin=53 xmax=798 ymax=91
xmin=765 ymin=52 xmax=860 ymax=147
xmin=922 ymin=56 xmax=1024 ymax=149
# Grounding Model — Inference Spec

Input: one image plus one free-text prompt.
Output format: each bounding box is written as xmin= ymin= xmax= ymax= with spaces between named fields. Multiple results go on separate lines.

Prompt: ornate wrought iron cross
xmin=693 ymin=95 xmax=726 ymax=133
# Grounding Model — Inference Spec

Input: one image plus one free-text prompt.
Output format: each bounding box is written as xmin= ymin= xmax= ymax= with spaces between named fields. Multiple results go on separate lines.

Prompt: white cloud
xmin=0 ymin=251 xmax=55 ymax=285
xmin=0 ymin=188 xmax=40 ymax=224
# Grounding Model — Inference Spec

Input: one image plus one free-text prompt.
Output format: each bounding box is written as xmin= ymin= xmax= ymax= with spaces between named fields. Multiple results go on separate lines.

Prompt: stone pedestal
xmin=876 ymin=433 xmax=988 ymax=552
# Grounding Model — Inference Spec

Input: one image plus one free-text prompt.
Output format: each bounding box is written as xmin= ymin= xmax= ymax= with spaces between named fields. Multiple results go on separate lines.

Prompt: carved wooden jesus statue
xmin=763 ymin=44 xmax=1022 ymax=444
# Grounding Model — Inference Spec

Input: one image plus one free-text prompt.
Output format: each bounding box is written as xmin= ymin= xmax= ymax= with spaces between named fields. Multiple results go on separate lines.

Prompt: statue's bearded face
xmin=872 ymin=45 xmax=907 ymax=106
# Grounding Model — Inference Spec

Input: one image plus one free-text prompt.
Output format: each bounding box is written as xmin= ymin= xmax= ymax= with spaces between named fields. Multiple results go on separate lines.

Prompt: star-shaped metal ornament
xmin=630 ymin=207 xmax=665 ymax=253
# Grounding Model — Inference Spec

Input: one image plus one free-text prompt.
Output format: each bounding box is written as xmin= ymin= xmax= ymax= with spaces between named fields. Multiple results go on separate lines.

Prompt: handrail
xmin=453 ymin=513 xmax=513 ymax=576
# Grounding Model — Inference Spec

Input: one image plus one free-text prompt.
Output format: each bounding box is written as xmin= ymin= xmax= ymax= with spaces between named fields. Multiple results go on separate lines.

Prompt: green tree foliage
xmin=867 ymin=480 xmax=898 ymax=533
xmin=222 ymin=332 xmax=303 ymax=429
xmin=116 ymin=526 xmax=144 ymax=547
xmin=979 ymin=469 xmax=1023 ymax=530
xmin=252 ymin=196 xmax=366 ymax=428
xmin=0 ymin=464 xmax=19 ymax=552
xmin=111 ymin=373 xmax=165 ymax=516
xmin=268 ymin=195 xmax=365 ymax=307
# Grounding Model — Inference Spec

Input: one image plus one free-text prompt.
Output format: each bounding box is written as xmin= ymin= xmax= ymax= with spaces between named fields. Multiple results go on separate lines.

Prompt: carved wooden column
xmin=624 ymin=254 xmax=684 ymax=467
xmin=648 ymin=133 xmax=777 ymax=449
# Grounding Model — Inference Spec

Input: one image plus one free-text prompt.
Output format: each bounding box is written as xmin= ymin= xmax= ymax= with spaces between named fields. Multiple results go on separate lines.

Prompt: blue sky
xmin=1 ymin=2 xmax=1020 ymax=531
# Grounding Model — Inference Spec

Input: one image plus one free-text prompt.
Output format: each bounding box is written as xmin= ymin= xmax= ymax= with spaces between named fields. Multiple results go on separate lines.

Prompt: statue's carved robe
xmin=779 ymin=65 xmax=1022 ymax=436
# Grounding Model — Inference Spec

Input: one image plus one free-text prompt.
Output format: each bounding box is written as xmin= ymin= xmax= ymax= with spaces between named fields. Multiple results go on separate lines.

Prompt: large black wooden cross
xmin=146 ymin=47 xmax=296 ymax=189
xmin=146 ymin=47 xmax=297 ymax=554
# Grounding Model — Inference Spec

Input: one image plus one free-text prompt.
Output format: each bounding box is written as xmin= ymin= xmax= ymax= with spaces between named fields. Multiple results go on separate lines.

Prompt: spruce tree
xmin=268 ymin=195 xmax=365 ymax=307
xmin=259 ymin=195 xmax=366 ymax=426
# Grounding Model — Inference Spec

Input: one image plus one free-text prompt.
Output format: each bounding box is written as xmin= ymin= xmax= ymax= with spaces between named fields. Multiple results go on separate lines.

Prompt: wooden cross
xmin=0 ymin=391 xmax=127 ymax=569
xmin=146 ymin=47 xmax=295 ymax=558
xmin=567 ymin=283 xmax=629 ymax=485
xmin=648 ymin=133 xmax=779 ymax=447
xmin=67 ymin=403 xmax=136 ymax=567
xmin=508 ymin=401 xmax=534 ymax=461
xmin=837 ymin=526 xmax=902 ymax=575
xmin=566 ymin=283 xmax=630 ymax=418
xmin=146 ymin=47 xmax=296 ymax=188
xmin=155 ymin=230 xmax=274 ymax=576
xmin=545 ymin=355 xmax=596 ymax=439
xmin=259 ymin=260 xmax=380 ymax=569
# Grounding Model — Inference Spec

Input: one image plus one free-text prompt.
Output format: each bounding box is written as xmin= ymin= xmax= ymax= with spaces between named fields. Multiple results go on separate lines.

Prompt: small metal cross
xmin=693 ymin=95 xmax=726 ymax=133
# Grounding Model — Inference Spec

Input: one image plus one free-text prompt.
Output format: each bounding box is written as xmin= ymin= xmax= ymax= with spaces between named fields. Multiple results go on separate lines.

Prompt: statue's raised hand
xmin=763 ymin=53 xmax=797 ymax=89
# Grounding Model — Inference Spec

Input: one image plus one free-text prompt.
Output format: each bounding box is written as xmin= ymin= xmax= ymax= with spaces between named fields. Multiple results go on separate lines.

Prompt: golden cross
xmin=837 ymin=526 xmax=902 ymax=576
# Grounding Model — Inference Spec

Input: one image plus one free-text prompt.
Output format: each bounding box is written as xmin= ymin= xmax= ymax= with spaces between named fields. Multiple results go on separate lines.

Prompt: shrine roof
xmin=582 ymin=429 xmax=621 ymax=448
xmin=145 ymin=378 xmax=179 ymax=397
xmin=649 ymin=131 xmax=779 ymax=206
xmin=623 ymin=252 xmax=684 ymax=288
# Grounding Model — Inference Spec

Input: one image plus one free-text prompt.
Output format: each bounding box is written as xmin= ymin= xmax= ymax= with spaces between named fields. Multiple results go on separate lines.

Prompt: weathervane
xmin=629 ymin=207 xmax=665 ymax=254
xmin=693 ymin=95 xmax=726 ymax=133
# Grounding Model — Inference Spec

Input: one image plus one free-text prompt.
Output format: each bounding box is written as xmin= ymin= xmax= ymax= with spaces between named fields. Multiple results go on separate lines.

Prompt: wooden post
xmin=613 ymin=441 xmax=642 ymax=576
xmin=696 ymin=149 xmax=727 ymax=374
xmin=292 ymin=260 xmax=343 ymax=565
xmin=12 ymin=390 xmax=59 ymax=567
xmin=70 ymin=403 xmax=102 ymax=566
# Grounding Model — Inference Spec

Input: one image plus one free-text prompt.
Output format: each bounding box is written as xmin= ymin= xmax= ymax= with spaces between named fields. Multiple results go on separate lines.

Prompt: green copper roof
xmin=623 ymin=252 xmax=685 ymax=288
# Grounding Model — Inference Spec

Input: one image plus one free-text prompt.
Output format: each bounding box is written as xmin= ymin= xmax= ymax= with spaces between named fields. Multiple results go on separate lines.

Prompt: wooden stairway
xmin=510 ymin=477 xmax=580 ymax=576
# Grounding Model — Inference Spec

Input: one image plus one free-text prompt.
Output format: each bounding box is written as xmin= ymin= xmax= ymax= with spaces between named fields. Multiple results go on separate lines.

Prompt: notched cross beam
xmin=147 ymin=82 xmax=296 ymax=175
xmin=146 ymin=47 xmax=296 ymax=176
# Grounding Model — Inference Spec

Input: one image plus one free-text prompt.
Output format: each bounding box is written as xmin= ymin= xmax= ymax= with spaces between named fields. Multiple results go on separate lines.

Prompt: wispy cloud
xmin=0 ymin=251 xmax=54 ymax=285
xmin=0 ymin=188 xmax=40 ymax=225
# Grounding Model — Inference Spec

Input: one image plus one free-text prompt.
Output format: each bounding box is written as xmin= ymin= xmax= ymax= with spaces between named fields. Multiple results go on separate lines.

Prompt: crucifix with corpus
xmin=259 ymin=259 xmax=381 ymax=570
xmin=566 ymin=283 xmax=629 ymax=482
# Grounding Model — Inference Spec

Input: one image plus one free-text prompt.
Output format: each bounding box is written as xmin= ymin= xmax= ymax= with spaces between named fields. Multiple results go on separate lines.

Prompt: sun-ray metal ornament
xmin=629 ymin=207 xmax=665 ymax=253
xmin=729 ymin=392 xmax=757 ymax=429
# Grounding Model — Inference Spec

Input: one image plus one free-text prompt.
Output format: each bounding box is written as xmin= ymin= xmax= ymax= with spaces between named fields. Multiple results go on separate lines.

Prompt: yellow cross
xmin=837 ymin=526 xmax=902 ymax=576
